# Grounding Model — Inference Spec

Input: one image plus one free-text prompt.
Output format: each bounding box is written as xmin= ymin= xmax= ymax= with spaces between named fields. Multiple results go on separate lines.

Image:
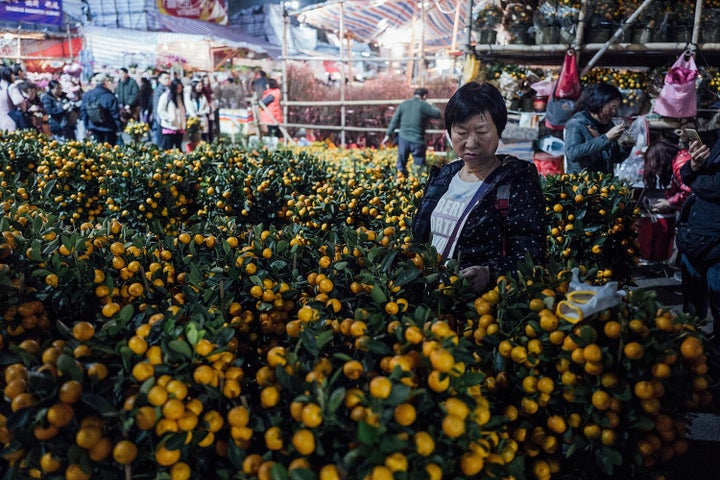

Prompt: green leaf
xmin=27 ymin=370 xmax=55 ymax=395
xmin=227 ymin=440 xmax=245 ymax=469
xmin=289 ymin=469 xmax=315 ymax=480
xmin=393 ymin=267 xmax=420 ymax=287
xmin=118 ymin=303 xmax=134 ymax=322
xmin=57 ymin=354 xmax=83 ymax=381
xmin=327 ymin=387 xmax=346 ymax=414
xmin=168 ymin=339 xmax=193 ymax=359
xmin=315 ymin=330 xmax=333 ymax=350
xmin=81 ymin=393 xmax=116 ymax=414
xmin=358 ymin=421 xmax=379 ymax=445
xmin=186 ymin=323 xmax=199 ymax=346
xmin=369 ymin=285 xmax=387 ymax=304
xmin=6 ymin=407 xmax=33 ymax=431
xmin=270 ymin=462 xmax=289 ymax=480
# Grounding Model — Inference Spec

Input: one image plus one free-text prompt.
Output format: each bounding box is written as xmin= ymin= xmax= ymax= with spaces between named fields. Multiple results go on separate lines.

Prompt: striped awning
xmin=295 ymin=0 xmax=470 ymax=49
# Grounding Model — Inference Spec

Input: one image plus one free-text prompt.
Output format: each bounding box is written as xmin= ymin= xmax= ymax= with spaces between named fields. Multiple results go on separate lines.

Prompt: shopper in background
xmin=151 ymin=71 xmax=171 ymax=145
xmin=413 ymin=82 xmax=546 ymax=293
xmin=201 ymin=75 xmax=217 ymax=143
xmin=116 ymin=67 xmax=140 ymax=125
xmin=138 ymin=77 xmax=153 ymax=124
xmin=251 ymin=69 xmax=268 ymax=100
xmin=1 ymin=66 xmax=27 ymax=131
xmin=19 ymin=82 xmax=45 ymax=133
xmin=80 ymin=73 xmax=123 ymax=146
xmin=157 ymin=78 xmax=186 ymax=150
xmin=563 ymin=82 xmax=631 ymax=174
xmin=42 ymin=79 xmax=75 ymax=142
xmin=258 ymin=78 xmax=283 ymax=138
xmin=676 ymin=138 xmax=718 ymax=345
xmin=643 ymin=137 xmax=692 ymax=213
xmin=185 ymin=79 xmax=211 ymax=142
xmin=381 ymin=87 xmax=442 ymax=177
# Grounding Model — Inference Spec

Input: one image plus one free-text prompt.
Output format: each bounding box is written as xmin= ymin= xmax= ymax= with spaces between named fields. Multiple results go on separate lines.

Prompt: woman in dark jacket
xmin=41 ymin=80 xmax=75 ymax=141
xmin=413 ymin=82 xmax=547 ymax=292
xmin=139 ymin=77 xmax=153 ymax=124
xmin=563 ymin=83 xmax=631 ymax=174
xmin=677 ymin=137 xmax=718 ymax=344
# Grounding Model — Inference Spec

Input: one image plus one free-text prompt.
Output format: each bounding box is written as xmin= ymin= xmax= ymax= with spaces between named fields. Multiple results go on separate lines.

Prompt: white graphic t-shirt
xmin=430 ymin=173 xmax=483 ymax=258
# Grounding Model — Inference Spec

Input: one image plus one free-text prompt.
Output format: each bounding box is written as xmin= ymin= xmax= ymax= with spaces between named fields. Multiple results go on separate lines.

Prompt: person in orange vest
xmin=259 ymin=78 xmax=283 ymax=137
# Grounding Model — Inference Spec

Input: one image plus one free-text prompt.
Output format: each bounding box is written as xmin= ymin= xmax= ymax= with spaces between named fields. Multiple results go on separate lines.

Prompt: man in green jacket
xmin=115 ymin=67 xmax=140 ymax=123
xmin=381 ymin=87 xmax=442 ymax=176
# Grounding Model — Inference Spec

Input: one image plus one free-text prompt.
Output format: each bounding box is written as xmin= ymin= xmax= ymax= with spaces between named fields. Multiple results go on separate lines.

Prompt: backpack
xmin=85 ymin=94 xmax=106 ymax=125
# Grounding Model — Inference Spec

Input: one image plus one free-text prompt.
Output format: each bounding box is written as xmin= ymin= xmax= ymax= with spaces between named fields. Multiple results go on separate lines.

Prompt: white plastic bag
xmin=555 ymin=268 xmax=625 ymax=323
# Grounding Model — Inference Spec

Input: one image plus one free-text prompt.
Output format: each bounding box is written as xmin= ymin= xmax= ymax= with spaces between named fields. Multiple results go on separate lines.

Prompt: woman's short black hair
xmin=444 ymin=82 xmax=507 ymax=137
xmin=0 ymin=66 xmax=13 ymax=83
xmin=575 ymin=82 xmax=623 ymax=115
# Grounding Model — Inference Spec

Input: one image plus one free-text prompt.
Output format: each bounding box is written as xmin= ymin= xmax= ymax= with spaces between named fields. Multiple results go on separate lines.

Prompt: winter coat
xmin=564 ymin=110 xmax=630 ymax=174
xmin=157 ymin=90 xmax=187 ymax=132
xmin=116 ymin=77 xmax=140 ymax=108
xmin=413 ymin=156 xmax=547 ymax=276
xmin=680 ymin=139 xmax=720 ymax=238
xmin=259 ymin=87 xmax=282 ymax=126
xmin=184 ymin=91 xmax=210 ymax=133
xmin=81 ymin=85 xmax=122 ymax=132
xmin=151 ymin=84 xmax=168 ymax=124
xmin=386 ymin=96 xmax=442 ymax=145
xmin=41 ymin=92 xmax=69 ymax=135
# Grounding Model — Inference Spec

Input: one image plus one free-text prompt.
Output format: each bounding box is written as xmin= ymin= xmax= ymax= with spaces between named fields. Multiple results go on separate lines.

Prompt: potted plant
xmin=534 ymin=1 xmax=560 ymax=45
xmin=503 ymin=3 xmax=534 ymax=45
xmin=474 ymin=3 xmax=503 ymax=44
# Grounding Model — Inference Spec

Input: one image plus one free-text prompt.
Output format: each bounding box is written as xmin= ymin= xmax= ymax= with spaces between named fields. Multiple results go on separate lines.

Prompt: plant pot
xmin=632 ymin=26 xmax=654 ymax=44
xmin=700 ymin=22 xmax=720 ymax=43
xmin=508 ymin=28 xmax=530 ymax=45
xmin=533 ymin=96 xmax=548 ymax=112
xmin=586 ymin=26 xmax=611 ymax=43
xmin=535 ymin=26 xmax=559 ymax=45
xmin=478 ymin=29 xmax=498 ymax=44
xmin=559 ymin=27 xmax=576 ymax=44
xmin=670 ymin=26 xmax=692 ymax=43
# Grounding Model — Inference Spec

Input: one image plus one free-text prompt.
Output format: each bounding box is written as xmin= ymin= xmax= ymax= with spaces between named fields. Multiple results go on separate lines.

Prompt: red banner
xmin=157 ymin=0 xmax=228 ymax=25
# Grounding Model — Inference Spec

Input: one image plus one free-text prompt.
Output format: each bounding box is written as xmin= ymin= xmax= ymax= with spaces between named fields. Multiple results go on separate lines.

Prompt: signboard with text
xmin=157 ymin=0 xmax=228 ymax=25
xmin=0 ymin=0 xmax=63 ymax=27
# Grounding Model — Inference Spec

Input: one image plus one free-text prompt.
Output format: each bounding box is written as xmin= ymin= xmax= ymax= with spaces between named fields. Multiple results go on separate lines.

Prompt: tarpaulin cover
xmin=295 ymin=0 xmax=468 ymax=49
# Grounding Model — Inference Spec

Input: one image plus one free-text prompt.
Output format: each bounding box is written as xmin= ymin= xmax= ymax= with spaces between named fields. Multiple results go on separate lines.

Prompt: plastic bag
xmin=653 ymin=52 xmax=698 ymax=118
xmin=530 ymin=78 xmax=555 ymax=97
xmin=555 ymin=49 xmax=582 ymax=100
xmin=555 ymin=268 xmax=625 ymax=324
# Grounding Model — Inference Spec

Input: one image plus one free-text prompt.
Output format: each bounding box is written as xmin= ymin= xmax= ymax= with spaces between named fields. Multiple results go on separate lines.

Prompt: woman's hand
xmin=651 ymin=198 xmax=672 ymax=213
xmin=689 ymin=140 xmax=711 ymax=171
xmin=459 ymin=265 xmax=491 ymax=292
xmin=606 ymin=124 xmax=625 ymax=141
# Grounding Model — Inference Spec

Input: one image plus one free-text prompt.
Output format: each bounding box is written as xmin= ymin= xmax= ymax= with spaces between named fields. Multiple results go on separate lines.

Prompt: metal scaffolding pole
xmin=339 ymin=1 xmax=346 ymax=148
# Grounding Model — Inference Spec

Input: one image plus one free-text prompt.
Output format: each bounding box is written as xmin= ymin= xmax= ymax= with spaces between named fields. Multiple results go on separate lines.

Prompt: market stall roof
xmin=149 ymin=12 xmax=282 ymax=58
xmin=293 ymin=0 xmax=469 ymax=50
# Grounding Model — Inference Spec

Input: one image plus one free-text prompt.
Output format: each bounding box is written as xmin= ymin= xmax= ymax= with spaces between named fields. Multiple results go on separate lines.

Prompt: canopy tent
xmin=294 ymin=0 xmax=471 ymax=51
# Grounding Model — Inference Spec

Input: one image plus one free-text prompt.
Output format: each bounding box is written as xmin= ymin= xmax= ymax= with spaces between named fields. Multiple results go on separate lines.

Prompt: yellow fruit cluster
xmin=0 ymin=132 xmax=712 ymax=480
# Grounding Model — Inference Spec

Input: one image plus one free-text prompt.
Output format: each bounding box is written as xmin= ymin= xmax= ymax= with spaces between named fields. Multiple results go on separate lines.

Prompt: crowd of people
xmin=0 ymin=62 xmax=290 ymax=149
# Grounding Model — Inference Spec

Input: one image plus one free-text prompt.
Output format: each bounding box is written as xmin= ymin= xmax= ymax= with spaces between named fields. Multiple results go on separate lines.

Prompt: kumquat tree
xmin=0 ymin=130 xmax=714 ymax=480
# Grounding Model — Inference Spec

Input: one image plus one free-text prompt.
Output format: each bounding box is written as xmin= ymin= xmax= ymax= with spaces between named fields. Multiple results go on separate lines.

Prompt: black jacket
xmin=81 ymin=86 xmax=122 ymax=132
xmin=680 ymin=138 xmax=720 ymax=238
xmin=564 ymin=111 xmax=630 ymax=174
xmin=41 ymin=92 xmax=68 ymax=135
xmin=413 ymin=156 xmax=547 ymax=276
